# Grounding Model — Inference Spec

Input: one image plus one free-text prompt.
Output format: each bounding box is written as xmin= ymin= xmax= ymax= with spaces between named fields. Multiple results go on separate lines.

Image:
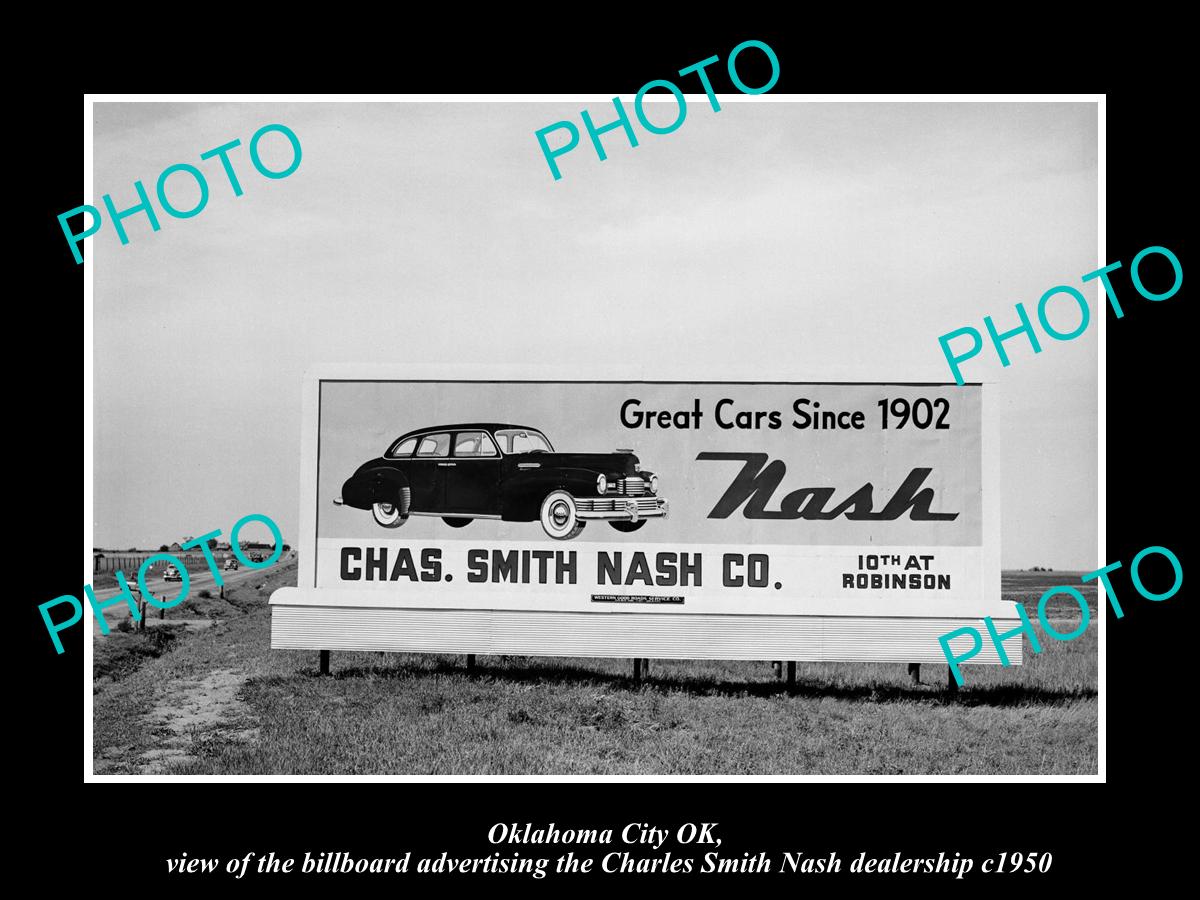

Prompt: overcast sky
xmin=92 ymin=100 xmax=1097 ymax=567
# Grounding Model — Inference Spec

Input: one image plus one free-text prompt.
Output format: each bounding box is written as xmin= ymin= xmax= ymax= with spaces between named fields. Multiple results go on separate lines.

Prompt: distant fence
xmin=93 ymin=552 xmax=239 ymax=575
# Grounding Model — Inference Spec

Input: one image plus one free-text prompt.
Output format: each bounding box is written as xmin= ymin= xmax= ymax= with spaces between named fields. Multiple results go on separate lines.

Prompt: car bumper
xmin=574 ymin=496 xmax=668 ymax=522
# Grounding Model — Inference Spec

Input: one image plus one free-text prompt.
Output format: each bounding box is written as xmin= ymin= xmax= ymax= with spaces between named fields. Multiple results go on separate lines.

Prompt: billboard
xmin=271 ymin=369 xmax=1014 ymax=664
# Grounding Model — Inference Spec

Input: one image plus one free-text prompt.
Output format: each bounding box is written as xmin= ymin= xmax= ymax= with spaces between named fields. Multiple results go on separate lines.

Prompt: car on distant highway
xmin=249 ymin=552 xmax=264 ymax=563
xmin=224 ymin=558 xmax=239 ymax=571
xmin=163 ymin=564 xmax=183 ymax=582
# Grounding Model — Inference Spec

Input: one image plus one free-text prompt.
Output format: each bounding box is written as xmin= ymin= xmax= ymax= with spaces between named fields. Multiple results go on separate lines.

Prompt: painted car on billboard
xmin=334 ymin=423 xmax=668 ymax=540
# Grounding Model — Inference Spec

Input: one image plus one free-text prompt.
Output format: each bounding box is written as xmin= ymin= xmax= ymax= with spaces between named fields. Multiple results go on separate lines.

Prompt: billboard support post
xmin=319 ymin=649 xmax=329 ymax=676
xmin=907 ymin=663 xmax=921 ymax=685
xmin=787 ymin=661 xmax=796 ymax=692
xmin=467 ymin=654 xmax=476 ymax=672
xmin=946 ymin=666 xmax=958 ymax=693
xmin=633 ymin=658 xmax=642 ymax=683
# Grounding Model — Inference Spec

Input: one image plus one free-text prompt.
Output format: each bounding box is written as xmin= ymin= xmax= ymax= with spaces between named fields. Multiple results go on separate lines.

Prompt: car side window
xmin=454 ymin=432 xmax=498 ymax=457
xmin=496 ymin=429 xmax=553 ymax=453
xmin=386 ymin=437 xmax=417 ymax=458
xmin=415 ymin=433 xmax=451 ymax=457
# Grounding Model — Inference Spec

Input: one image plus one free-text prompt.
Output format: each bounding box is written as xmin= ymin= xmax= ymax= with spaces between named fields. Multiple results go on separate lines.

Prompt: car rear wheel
xmin=443 ymin=517 xmax=472 ymax=528
xmin=610 ymin=520 xmax=647 ymax=533
xmin=540 ymin=490 xmax=585 ymax=540
xmin=372 ymin=501 xmax=408 ymax=529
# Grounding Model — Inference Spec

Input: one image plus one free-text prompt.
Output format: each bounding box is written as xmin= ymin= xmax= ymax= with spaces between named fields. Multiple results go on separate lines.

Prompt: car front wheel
xmin=372 ymin=501 xmax=408 ymax=529
xmin=540 ymin=490 xmax=585 ymax=540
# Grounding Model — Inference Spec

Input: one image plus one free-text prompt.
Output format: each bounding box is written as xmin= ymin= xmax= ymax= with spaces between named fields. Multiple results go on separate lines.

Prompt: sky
xmin=92 ymin=100 xmax=1098 ymax=567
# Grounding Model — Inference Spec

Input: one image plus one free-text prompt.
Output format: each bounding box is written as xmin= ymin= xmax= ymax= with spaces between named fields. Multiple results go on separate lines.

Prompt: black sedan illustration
xmin=334 ymin=423 xmax=668 ymax=540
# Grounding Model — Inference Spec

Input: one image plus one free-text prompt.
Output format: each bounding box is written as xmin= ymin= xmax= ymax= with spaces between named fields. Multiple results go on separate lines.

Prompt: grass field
xmin=92 ymin=565 xmax=1098 ymax=775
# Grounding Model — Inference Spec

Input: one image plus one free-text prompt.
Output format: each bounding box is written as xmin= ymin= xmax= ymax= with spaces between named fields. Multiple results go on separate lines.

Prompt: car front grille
xmin=616 ymin=477 xmax=648 ymax=496
xmin=576 ymin=497 xmax=661 ymax=513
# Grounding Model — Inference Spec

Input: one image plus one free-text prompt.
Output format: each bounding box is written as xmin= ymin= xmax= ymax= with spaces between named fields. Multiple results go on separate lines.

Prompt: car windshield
xmin=495 ymin=429 xmax=553 ymax=454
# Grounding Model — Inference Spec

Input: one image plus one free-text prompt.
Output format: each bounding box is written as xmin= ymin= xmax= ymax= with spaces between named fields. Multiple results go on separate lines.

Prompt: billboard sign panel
xmin=271 ymin=368 xmax=1014 ymax=664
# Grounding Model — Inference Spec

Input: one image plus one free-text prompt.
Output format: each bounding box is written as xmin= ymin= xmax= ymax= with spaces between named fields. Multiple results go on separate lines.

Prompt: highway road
xmin=89 ymin=558 xmax=286 ymax=636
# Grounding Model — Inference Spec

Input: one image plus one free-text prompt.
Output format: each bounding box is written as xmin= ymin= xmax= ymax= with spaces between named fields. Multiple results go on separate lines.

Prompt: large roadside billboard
xmin=270 ymin=369 xmax=1014 ymax=664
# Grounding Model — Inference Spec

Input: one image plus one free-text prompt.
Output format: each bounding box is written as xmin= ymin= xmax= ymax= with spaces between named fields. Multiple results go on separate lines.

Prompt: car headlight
xmin=597 ymin=474 xmax=607 ymax=495
xmin=649 ymin=474 xmax=658 ymax=494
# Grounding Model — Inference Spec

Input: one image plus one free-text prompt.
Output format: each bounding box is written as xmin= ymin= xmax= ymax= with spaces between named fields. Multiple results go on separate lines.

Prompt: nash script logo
xmin=696 ymin=453 xmax=959 ymax=521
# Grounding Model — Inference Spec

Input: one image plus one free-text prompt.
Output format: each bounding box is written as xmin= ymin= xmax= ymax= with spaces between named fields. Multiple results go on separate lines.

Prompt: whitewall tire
xmin=540 ymin=490 xmax=584 ymax=540
xmin=372 ymin=501 xmax=407 ymax=529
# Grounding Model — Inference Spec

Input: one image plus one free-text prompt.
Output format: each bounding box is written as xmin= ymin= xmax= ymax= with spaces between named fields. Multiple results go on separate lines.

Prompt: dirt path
xmin=138 ymin=667 xmax=258 ymax=773
xmin=94 ymin=666 xmax=259 ymax=774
